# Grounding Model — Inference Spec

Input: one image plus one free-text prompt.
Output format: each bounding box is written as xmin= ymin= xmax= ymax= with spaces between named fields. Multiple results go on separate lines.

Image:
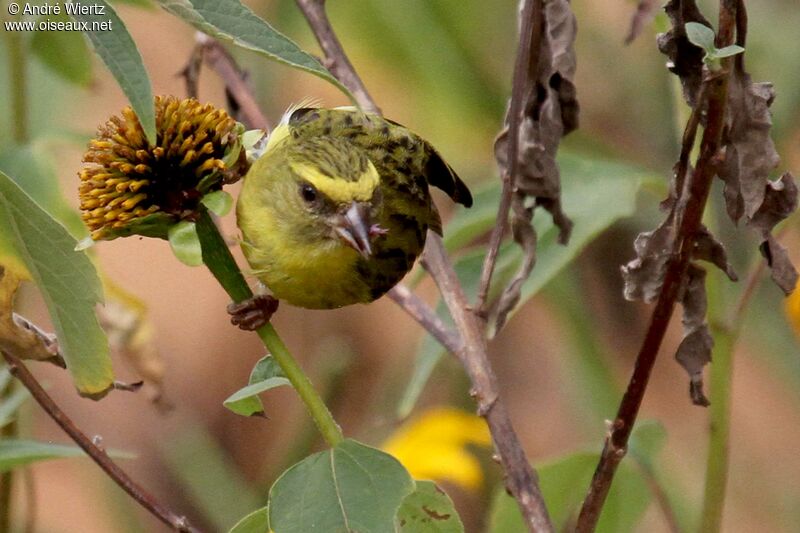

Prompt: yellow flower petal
xmin=785 ymin=277 xmax=800 ymax=336
xmin=383 ymin=407 xmax=491 ymax=492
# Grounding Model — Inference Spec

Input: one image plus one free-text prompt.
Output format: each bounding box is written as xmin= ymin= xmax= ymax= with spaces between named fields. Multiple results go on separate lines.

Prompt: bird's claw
xmin=227 ymin=295 xmax=279 ymax=331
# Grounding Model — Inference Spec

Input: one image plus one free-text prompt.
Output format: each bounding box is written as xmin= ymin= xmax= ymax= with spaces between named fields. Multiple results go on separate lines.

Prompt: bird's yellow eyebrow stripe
xmin=290 ymin=161 xmax=380 ymax=203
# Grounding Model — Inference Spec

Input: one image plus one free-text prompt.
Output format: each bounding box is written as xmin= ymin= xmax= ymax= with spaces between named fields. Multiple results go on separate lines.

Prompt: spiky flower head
xmin=79 ymin=96 xmax=246 ymax=240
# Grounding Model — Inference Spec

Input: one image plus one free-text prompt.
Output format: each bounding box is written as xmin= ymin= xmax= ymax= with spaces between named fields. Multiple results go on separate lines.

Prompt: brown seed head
xmin=78 ymin=96 xmax=245 ymax=240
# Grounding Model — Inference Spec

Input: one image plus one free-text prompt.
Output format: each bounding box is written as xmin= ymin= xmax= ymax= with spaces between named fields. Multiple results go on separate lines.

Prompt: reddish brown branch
xmin=422 ymin=235 xmax=553 ymax=531
xmin=386 ymin=285 xmax=462 ymax=355
xmin=295 ymin=0 xmax=554 ymax=530
xmin=181 ymin=34 xmax=270 ymax=130
xmin=0 ymin=351 xmax=200 ymax=533
xmin=575 ymin=2 xmax=739 ymax=530
xmin=476 ymin=0 xmax=545 ymax=315
xmin=294 ymin=0 xmax=380 ymax=115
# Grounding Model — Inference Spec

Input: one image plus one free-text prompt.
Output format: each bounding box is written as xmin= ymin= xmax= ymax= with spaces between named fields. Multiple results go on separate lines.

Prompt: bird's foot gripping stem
xmin=227 ymin=295 xmax=279 ymax=331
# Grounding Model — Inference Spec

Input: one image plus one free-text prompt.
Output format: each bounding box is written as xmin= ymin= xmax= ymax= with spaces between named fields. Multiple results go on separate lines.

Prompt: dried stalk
xmin=475 ymin=0 xmax=544 ymax=315
xmin=574 ymin=2 xmax=740 ymax=530
xmin=0 ymin=350 xmax=200 ymax=532
xmin=181 ymin=34 xmax=270 ymax=130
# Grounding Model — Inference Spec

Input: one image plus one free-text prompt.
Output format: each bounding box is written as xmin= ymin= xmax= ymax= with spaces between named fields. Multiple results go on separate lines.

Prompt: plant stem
xmin=698 ymin=252 xmax=766 ymax=532
xmin=295 ymin=0 xmax=379 ymax=115
xmin=255 ymin=325 xmax=343 ymax=446
xmin=475 ymin=0 xmax=544 ymax=315
xmin=698 ymin=323 xmax=733 ymax=533
xmin=194 ymin=210 xmax=343 ymax=447
xmin=4 ymin=15 xmax=28 ymax=143
xmin=0 ymin=379 xmax=18 ymax=533
xmin=422 ymin=234 xmax=554 ymax=532
xmin=575 ymin=1 xmax=740 ymax=527
xmin=1 ymin=14 xmax=29 ymax=529
xmin=1 ymin=351 xmax=199 ymax=532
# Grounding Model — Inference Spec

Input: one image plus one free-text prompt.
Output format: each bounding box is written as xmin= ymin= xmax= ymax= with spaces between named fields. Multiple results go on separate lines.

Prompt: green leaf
xmin=0 ymin=385 xmax=31 ymax=428
xmin=710 ymin=44 xmax=745 ymax=60
xmin=0 ymin=171 xmax=113 ymax=396
xmin=396 ymin=304 xmax=448 ymax=419
xmin=628 ymin=420 xmax=667 ymax=465
xmin=443 ymin=183 xmax=503 ymax=253
xmin=31 ymin=11 xmax=93 ymax=86
xmin=487 ymin=452 xmax=651 ymax=533
xmin=0 ymin=144 xmax=87 ymax=238
xmin=157 ymin=0 xmax=354 ymax=102
xmin=163 ymin=426 xmax=263 ymax=532
xmin=224 ymin=356 xmax=289 ymax=417
xmin=168 ymin=221 xmax=204 ymax=267
xmin=0 ymin=439 xmax=132 ymax=473
xmin=269 ymin=439 xmax=415 ymax=533
xmin=395 ymin=480 xmax=464 ymax=532
xmin=685 ymin=22 xmax=716 ymax=53
xmin=0 ymin=440 xmax=87 ymax=472
xmin=71 ymin=0 xmax=156 ymax=144
xmin=201 ymin=190 xmax=234 ymax=217
xmin=112 ymin=0 xmax=155 ymax=7
xmin=229 ymin=507 xmax=269 ymax=533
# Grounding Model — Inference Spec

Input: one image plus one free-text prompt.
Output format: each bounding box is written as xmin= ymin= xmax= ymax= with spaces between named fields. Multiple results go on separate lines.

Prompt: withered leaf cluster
xmin=492 ymin=0 xmax=578 ymax=331
xmin=623 ymin=0 xmax=797 ymax=405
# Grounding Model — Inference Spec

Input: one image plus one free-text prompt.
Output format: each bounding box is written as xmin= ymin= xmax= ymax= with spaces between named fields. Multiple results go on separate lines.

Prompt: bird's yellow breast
xmin=237 ymin=177 xmax=374 ymax=308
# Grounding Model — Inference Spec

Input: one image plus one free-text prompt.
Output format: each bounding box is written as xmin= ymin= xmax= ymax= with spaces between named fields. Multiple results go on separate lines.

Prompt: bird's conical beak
xmin=334 ymin=202 xmax=373 ymax=258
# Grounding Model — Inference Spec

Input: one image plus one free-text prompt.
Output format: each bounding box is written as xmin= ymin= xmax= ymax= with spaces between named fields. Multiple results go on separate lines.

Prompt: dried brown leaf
xmin=656 ymin=0 xmax=710 ymax=108
xmin=99 ymin=299 xmax=167 ymax=406
xmin=0 ymin=265 xmax=62 ymax=365
xmin=716 ymin=63 xmax=797 ymax=293
xmin=748 ymin=173 xmax=799 ymax=294
xmin=493 ymin=196 xmax=537 ymax=333
xmin=719 ymin=73 xmax=781 ymax=222
xmin=675 ymin=264 xmax=712 ymax=406
xmin=492 ymin=0 xmax=577 ymax=329
xmin=693 ymin=225 xmax=738 ymax=281
xmin=621 ymin=216 xmax=676 ymax=303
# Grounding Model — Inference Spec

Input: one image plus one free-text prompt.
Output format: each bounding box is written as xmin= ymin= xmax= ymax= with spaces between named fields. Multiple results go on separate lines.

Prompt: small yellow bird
xmin=231 ymin=107 xmax=471 ymax=328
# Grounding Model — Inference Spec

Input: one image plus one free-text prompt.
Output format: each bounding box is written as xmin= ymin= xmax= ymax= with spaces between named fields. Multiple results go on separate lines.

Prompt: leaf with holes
xmin=395 ymin=480 xmax=463 ymax=532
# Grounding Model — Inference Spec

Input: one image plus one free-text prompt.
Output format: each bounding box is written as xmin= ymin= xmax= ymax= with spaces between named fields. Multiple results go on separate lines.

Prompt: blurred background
xmin=1 ymin=0 xmax=800 ymax=531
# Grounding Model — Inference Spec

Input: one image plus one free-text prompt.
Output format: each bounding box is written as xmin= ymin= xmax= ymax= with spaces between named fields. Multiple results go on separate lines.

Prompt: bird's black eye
xmin=300 ymin=184 xmax=318 ymax=203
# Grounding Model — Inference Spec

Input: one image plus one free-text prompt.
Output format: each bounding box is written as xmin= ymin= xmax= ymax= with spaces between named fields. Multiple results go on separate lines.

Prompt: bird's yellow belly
xmin=244 ymin=239 xmax=373 ymax=309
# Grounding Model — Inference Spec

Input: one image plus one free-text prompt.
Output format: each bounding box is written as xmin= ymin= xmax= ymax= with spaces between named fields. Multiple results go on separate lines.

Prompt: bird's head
xmin=271 ymin=137 xmax=384 ymax=258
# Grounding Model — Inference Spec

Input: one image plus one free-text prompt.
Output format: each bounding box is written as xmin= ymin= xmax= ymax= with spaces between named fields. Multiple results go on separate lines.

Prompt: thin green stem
xmin=699 ymin=252 xmax=766 ymax=532
xmin=698 ymin=322 xmax=734 ymax=533
xmin=0 ymin=379 xmax=18 ymax=533
xmin=4 ymin=14 xmax=29 ymax=143
xmin=255 ymin=325 xmax=343 ymax=446
xmin=194 ymin=209 xmax=343 ymax=447
xmin=2 ymin=10 xmax=30 ymax=529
